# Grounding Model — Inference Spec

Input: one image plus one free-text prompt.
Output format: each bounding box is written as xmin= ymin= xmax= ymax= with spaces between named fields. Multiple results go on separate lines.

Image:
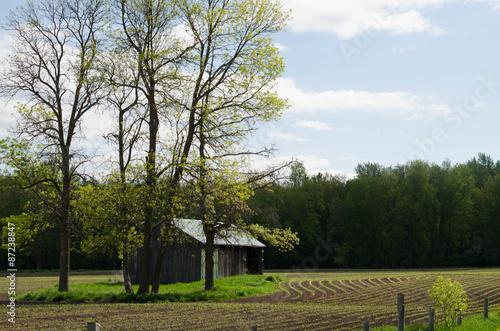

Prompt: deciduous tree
xmin=113 ymin=0 xmax=191 ymax=294
xmin=165 ymin=0 xmax=291 ymax=291
xmin=0 ymin=0 xmax=108 ymax=291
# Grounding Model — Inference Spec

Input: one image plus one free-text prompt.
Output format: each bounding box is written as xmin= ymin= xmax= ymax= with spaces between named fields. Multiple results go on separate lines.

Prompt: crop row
xmin=255 ymin=273 xmax=500 ymax=328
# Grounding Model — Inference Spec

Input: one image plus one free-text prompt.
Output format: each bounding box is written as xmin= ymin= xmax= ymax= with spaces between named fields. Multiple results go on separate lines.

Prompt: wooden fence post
xmin=87 ymin=322 xmax=100 ymax=331
xmin=484 ymin=298 xmax=489 ymax=318
xmin=251 ymin=325 xmax=258 ymax=331
xmin=398 ymin=305 xmax=405 ymax=331
xmin=397 ymin=293 xmax=404 ymax=312
xmin=397 ymin=293 xmax=405 ymax=331
xmin=428 ymin=307 xmax=435 ymax=331
xmin=363 ymin=321 xmax=370 ymax=331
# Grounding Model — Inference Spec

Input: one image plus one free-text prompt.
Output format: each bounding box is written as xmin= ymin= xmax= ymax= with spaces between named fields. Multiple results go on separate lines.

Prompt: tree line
xmin=253 ymin=154 xmax=500 ymax=269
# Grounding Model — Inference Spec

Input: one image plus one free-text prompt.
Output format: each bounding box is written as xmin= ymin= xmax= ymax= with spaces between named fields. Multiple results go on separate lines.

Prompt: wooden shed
xmin=130 ymin=219 xmax=265 ymax=284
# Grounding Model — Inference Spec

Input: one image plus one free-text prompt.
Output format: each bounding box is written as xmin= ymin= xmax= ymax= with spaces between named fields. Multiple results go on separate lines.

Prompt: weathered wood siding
xmin=217 ymin=246 xmax=247 ymax=277
xmin=130 ymin=241 xmax=202 ymax=284
xmin=157 ymin=240 xmax=202 ymax=284
xmin=150 ymin=223 xmax=203 ymax=284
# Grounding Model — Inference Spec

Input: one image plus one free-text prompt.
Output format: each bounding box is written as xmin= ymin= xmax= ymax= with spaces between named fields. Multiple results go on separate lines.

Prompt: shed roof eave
xmin=171 ymin=219 xmax=266 ymax=248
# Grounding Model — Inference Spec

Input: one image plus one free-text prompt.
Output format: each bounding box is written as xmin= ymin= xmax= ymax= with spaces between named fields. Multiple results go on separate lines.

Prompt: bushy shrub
xmin=428 ymin=276 xmax=468 ymax=328
xmin=265 ymin=275 xmax=283 ymax=283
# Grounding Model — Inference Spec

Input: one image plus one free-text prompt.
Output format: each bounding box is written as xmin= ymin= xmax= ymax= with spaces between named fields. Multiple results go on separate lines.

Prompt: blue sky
xmin=2 ymin=0 xmax=500 ymax=178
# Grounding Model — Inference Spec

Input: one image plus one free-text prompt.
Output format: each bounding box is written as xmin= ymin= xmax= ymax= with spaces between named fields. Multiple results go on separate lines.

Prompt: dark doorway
xmin=246 ymin=247 xmax=263 ymax=274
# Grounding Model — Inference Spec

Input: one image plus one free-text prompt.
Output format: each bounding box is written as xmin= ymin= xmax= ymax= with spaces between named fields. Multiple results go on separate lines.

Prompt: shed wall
xmin=217 ymin=246 xmax=247 ymax=277
xmin=157 ymin=240 xmax=202 ymax=284
xmin=130 ymin=220 xmax=264 ymax=284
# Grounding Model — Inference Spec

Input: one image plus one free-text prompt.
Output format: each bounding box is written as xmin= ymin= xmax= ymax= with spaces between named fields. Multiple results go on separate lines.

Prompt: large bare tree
xmin=0 ymin=0 xmax=107 ymax=292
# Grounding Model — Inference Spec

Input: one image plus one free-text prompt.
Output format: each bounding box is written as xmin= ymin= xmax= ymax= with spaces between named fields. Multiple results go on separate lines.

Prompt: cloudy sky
xmin=2 ymin=0 xmax=500 ymax=178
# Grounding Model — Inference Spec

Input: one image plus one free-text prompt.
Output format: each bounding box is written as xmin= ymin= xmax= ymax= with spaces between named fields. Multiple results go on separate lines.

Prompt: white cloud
xmin=297 ymin=154 xmax=332 ymax=171
xmin=384 ymin=10 xmax=446 ymax=36
xmin=267 ymin=131 xmax=306 ymax=142
xmin=293 ymin=120 xmax=352 ymax=132
xmin=277 ymin=77 xmax=452 ymax=119
xmin=469 ymin=0 xmax=500 ymax=10
xmin=0 ymin=103 xmax=16 ymax=137
xmin=294 ymin=120 xmax=332 ymax=131
xmin=0 ymin=33 xmax=14 ymax=57
xmin=284 ymin=0 xmax=450 ymax=39
xmin=0 ymin=34 xmax=19 ymax=138
xmin=274 ymin=43 xmax=289 ymax=51
xmin=296 ymin=154 xmax=357 ymax=179
xmin=284 ymin=0 xmax=500 ymax=40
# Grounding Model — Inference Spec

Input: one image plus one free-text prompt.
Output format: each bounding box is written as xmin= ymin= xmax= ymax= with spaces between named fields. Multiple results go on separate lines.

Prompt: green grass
xmin=455 ymin=312 xmax=500 ymax=330
xmin=17 ymin=274 xmax=284 ymax=303
xmin=374 ymin=311 xmax=500 ymax=330
xmin=0 ymin=271 xmax=118 ymax=294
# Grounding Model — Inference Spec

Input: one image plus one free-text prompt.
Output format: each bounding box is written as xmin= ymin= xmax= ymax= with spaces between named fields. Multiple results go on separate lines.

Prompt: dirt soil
xmin=2 ymin=272 xmax=499 ymax=330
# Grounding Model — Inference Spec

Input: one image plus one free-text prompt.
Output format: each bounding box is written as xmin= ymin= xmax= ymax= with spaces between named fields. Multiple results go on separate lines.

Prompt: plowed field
xmin=1 ymin=269 xmax=499 ymax=330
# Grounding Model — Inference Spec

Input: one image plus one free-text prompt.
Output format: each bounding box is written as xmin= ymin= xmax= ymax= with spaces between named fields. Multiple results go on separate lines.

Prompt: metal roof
xmin=172 ymin=219 xmax=265 ymax=248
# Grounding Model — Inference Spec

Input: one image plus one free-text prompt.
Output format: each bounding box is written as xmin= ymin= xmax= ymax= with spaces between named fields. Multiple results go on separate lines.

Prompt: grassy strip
xmin=17 ymin=274 xmax=284 ymax=303
xmin=374 ymin=310 xmax=500 ymax=330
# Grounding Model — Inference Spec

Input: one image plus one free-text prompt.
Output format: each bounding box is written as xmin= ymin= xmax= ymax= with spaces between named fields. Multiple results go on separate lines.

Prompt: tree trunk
xmin=122 ymin=248 xmax=134 ymax=294
xmin=59 ymin=151 xmax=71 ymax=292
xmin=137 ymin=219 xmax=152 ymax=294
xmin=137 ymin=182 xmax=153 ymax=294
xmin=204 ymin=230 xmax=215 ymax=291
xmin=59 ymin=221 xmax=70 ymax=292
xmin=151 ymin=244 xmax=168 ymax=294
xmin=137 ymin=94 xmax=157 ymax=295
